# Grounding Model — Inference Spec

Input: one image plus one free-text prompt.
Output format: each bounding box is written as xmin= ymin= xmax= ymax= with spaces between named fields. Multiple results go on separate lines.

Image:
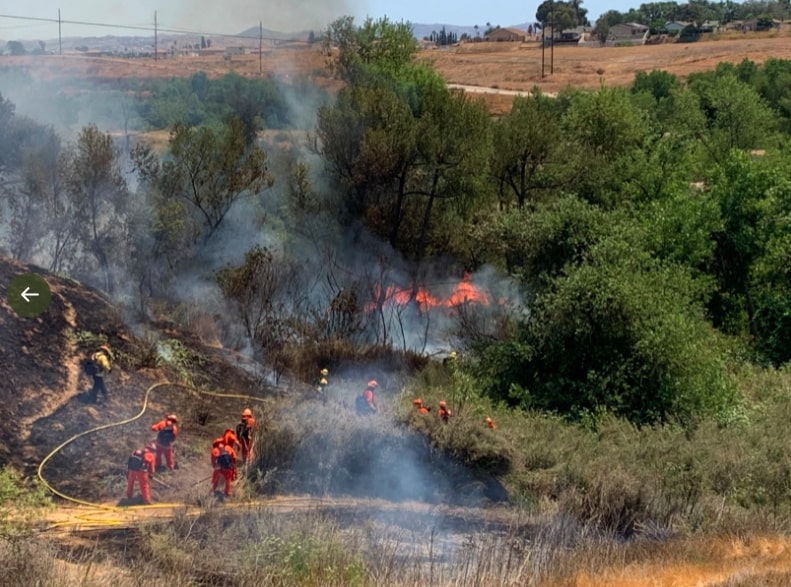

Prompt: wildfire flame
xmin=365 ymin=273 xmax=491 ymax=313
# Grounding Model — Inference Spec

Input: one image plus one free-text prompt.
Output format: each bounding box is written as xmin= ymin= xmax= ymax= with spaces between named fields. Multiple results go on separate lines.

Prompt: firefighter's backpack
xmin=217 ymin=447 xmax=233 ymax=470
xmin=127 ymin=451 xmax=145 ymax=471
xmin=157 ymin=424 xmax=176 ymax=446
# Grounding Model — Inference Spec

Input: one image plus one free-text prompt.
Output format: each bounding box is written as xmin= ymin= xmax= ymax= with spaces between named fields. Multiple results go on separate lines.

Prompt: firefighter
xmin=151 ymin=414 xmax=179 ymax=470
xmin=413 ymin=398 xmax=430 ymax=414
xmin=438 ymin=400 xmax=452 ymax=423
xmin=313 ymin=368 xmax=329 ymax=399
xmin=126 ymin=443 xmax=155 ymax=505
xmin=86 ymin=344 xmax=113 ymax=404
xmin=222 ymin=427 xmax=240 ymax=451
xmin=211 ymin=440 xmax=238 ymax=497
xmin=485 ymin=416 xmax=497 ymax=430
xmin=356 ymin=380 xmax=377 ymax=414
xmin=442 ymin=351 xmax=457 ymax=367
xmin=236 ymin=408 xmax=256 ymax=464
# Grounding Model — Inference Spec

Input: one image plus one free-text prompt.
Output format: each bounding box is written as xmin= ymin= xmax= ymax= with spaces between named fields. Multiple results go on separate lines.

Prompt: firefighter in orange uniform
xmin=211 ymin=440 xmax=238 ymax=497
xmin=222 ymin=428 xmax=240 ymax=451
xmin=236 ymin=408 xmax=256 ymax=464
xmin=356 ymin=380 xmax=378 ymax=414
xmin=413 ymin=398 xmax=430 ymax=414
xmin=485 ymin=416 xmax=497 ymax=430
xmin=438 ymin=400 xmax=452 ymax=423
xmin=126 ymin=444 xmax=156 ymax=505
xmin=151 ymin=414 xmax=179 ymax=470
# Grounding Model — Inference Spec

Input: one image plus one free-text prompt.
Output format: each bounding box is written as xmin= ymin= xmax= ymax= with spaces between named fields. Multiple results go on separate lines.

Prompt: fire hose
xmin=37 ymin=381 xmax=268 ymax=531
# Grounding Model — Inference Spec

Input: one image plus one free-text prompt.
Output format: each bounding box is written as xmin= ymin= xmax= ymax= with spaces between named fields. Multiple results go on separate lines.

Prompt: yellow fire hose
xmin=37 ymin=380 xmax=269 ymax=531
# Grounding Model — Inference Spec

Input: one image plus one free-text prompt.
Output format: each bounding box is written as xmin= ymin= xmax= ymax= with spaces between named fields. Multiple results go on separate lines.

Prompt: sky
xmin=0 ymin=0 xmax=633 ymax=41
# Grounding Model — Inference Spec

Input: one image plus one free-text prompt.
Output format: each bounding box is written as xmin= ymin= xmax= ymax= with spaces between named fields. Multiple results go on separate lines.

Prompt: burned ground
xmin=0 ymin=255 xmax=503 ymax=511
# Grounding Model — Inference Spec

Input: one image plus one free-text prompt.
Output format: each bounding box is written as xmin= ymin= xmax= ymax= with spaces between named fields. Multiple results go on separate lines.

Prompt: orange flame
xmin=364 ymin=273 xmax=490 ymax=313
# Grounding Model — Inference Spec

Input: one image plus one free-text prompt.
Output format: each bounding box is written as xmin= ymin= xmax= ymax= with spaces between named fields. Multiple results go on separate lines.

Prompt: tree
xmin=322 ymin=16 xmax=418 ymax=82
xmin=6 ymin=126 xmax=63 ymax=262
xmin=560 ymin=87 xmax=647 ymax=207
xmin=471 ymin=200 xmax=737 ymax=426
xmin=705 ymin=151 xmax=787 ymax=340
xmin=490 ymin=93 xmax=565 ymax=209
xmin=686 ymin=73 xmax=777 ymax=163
xmin=6 ymin=41 xmax=26 ymax=56
xmin=138 ymin=118 xmax=274 ymax=245
xmin=63 ymin=125 xmax=128 ymax=293
xmin=536 ymin=0 xmax=580 ymax=32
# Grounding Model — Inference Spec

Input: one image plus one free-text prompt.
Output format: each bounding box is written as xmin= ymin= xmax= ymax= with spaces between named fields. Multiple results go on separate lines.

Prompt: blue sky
xmin=0 ymin=0 xmax=632 ymax=41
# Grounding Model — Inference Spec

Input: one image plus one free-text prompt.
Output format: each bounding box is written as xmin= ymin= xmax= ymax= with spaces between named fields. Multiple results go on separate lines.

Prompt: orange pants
xmin=155 ymin=444 xmax=176 ymax=470
xmin=240 ymin=439 xmax=253 ymax=463
xmin=212 ymin=468 xmax=234 ymax=496
xmin=126 ymin=470 xmax=151 ymax=504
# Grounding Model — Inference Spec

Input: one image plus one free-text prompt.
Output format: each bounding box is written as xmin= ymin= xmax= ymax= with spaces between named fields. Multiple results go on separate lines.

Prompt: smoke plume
xmin=163 ymin=0 xmax=369 ymax=35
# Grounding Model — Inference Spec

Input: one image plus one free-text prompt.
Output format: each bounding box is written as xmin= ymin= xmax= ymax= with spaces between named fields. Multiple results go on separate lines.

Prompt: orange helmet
xmin=166 ymin=414 xmax=178 ymax=423
xmin=439 ymin=401 xmax=447 ymax=408
xmin=413 ymin=398 xmax=422 ymax=406
xmin=367 ymin=380 xmax=378 ymax=388
xmin=242 ymin=408 xmax=253 ymax=418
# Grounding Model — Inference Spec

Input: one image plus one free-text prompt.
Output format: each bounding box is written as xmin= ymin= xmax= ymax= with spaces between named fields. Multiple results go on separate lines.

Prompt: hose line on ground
xmin=36 ymin=380 xmax=270 ymax=528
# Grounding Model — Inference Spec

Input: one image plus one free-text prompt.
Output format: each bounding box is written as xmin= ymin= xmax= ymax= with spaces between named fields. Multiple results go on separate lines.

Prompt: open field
xmin=0 ymin=43 xmax=338 ymax=89
xmin=423 ymin=33 xmax=791 ymax=111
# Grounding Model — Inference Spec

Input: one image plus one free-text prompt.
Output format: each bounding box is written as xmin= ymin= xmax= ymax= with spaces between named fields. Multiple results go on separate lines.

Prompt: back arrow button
xmin=21 ymin=286 xmax=40 ymax=303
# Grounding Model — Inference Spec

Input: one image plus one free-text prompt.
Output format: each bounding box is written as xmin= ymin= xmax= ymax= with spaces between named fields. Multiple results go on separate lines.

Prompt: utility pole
xmin=58 ymin=9 xmax=62 ymax=55
xmin=154 ymin=10 xmax=158 ymax=60
xmin=259 ymin=21 xmax=262 ymax=75
xmin=550 ymin=0 xmax=555 ymax=74
xmin=541 ymin=21 xmax=545 ymax=78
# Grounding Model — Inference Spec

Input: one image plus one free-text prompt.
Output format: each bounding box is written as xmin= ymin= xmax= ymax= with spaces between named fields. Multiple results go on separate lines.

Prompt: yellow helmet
xmin=439 ymin=401 xmax=447 ymax=408
xmin=320 ymin=368 xmax=329 ymax=376
xmin=166 ymin=414 xmax=178 ymax=423
xmin=413 ymin=398 xmax=422 ymax=406
xmin=242 ymin=408 xmax=253 ymax=418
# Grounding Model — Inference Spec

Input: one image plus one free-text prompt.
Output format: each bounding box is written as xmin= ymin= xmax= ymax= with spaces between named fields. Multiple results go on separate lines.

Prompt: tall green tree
xmin=490 ymin=93 xmax=564 ymax=210
xmin=64 ymin=125 xmax=128 ymax=294
xmin=144 ymin=117 xmax=274 ymax=244
xmin=323 ymin=16 xmax=418 ymax=82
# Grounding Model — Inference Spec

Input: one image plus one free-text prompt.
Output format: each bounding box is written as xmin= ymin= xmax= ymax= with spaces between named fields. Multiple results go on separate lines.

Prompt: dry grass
xmin=11 ymin=508 xmax=791 ymax=587
xmin=422 ymin=33 xmax=791 ymax=97
xmin=3 ymin=45 xmax=334 ymax=85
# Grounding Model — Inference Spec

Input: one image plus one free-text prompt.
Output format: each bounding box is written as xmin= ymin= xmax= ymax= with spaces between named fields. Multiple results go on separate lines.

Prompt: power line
xmin=0 ymin=13 xmax=300 ymax=41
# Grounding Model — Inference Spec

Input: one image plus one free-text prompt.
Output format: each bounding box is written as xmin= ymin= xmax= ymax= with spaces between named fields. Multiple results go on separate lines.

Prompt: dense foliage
xmin=135 ymin=72 xmax=330 ymax=132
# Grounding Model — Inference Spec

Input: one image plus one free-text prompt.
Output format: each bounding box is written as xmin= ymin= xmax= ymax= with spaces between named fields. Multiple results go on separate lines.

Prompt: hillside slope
xmin=0 ymin=255 xmax=266 ymax=503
